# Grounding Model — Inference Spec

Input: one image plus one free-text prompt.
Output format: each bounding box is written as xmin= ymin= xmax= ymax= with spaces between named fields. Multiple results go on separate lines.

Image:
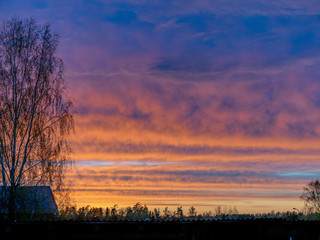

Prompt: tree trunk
xmin=8 ymin=186 xmax=17 ymax=221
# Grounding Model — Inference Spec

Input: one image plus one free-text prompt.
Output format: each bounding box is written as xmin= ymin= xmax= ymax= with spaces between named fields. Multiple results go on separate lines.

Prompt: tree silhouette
xmin=176 ymin=206 xmax=183 ymax=218
xmin=188 ymin=206 xmax=197 ymax=217
xmin=0 ymin=17 xmax=74 ymax=218
xmin=301 ymin=179 xmax=320 ymax=213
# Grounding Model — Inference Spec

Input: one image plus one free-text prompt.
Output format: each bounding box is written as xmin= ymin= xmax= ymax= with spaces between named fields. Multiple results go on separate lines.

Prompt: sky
xmin=1 ymin=0 xmax=320 ymax=213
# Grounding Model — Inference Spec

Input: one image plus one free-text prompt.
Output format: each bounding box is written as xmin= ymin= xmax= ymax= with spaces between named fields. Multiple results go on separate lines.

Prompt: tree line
xmin=58 ymin=203 xmax=239 ymax=221
xmin=57 ymin=202 xmax=320 ymax=221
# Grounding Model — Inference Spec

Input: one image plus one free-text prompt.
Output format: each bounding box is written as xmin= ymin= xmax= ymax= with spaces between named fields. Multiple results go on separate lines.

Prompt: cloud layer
xmin=2 ymin=0 xmax=320 ymax=212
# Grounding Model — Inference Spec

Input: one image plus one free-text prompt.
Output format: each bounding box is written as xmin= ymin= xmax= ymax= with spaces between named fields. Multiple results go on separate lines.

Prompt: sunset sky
xmin=2 ymin=0 xmax=320 ymax=213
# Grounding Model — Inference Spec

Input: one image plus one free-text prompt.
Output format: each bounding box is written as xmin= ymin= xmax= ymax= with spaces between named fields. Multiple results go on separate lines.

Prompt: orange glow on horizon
xmin=64 ymin=39 xmax=320 ymax=215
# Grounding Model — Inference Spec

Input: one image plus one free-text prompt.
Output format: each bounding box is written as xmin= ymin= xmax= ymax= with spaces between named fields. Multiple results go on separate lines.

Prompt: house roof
xmin=0 ymin=186 xmax=58 ymax=214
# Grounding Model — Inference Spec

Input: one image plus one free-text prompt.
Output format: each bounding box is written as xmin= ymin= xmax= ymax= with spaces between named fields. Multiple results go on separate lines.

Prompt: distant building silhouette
xmin=0 ymin=186 xmax=58 ymax=217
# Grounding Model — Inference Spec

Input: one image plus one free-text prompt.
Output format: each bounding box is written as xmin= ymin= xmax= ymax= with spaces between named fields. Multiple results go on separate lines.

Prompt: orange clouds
xmin=66 ymin=160 xmax=307 ymax=213
xmin=63 ymin=71 xmax=320 ymax=213
xmin=58 ymin=6 xmax=320 ymax=214
xmin=70 ymin=67 xmax=320 ymax=144
xmin=66 ymin=75 xmax=320 ymax=213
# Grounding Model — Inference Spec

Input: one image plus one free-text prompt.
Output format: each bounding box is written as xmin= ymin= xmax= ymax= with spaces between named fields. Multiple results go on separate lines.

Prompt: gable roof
xmin=0 ymin=186 xmax=58 ymax=214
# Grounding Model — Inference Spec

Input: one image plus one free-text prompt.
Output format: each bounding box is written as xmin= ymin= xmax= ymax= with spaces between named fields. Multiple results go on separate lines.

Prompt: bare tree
xmin=300 ymin=179 xmax=320 ymax=213
xmin=0 ymin=17 xmax=74 ymax=217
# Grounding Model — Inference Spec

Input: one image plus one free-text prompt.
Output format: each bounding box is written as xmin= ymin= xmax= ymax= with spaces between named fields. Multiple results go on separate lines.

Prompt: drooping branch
xmin=0 ymin=17 xmax=74 ymax=192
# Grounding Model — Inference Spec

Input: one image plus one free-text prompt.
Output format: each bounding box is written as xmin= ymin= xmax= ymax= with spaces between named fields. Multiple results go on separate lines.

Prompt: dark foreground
xmin=1 ymin=219 xmax=320 ymax=240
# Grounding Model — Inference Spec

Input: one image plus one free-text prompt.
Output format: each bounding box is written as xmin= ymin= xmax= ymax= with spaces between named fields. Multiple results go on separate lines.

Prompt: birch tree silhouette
xmin=301 ymin=179 xmax=320 ymax=213
xmin=0 ymin=17 xmax=74 ymax=217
